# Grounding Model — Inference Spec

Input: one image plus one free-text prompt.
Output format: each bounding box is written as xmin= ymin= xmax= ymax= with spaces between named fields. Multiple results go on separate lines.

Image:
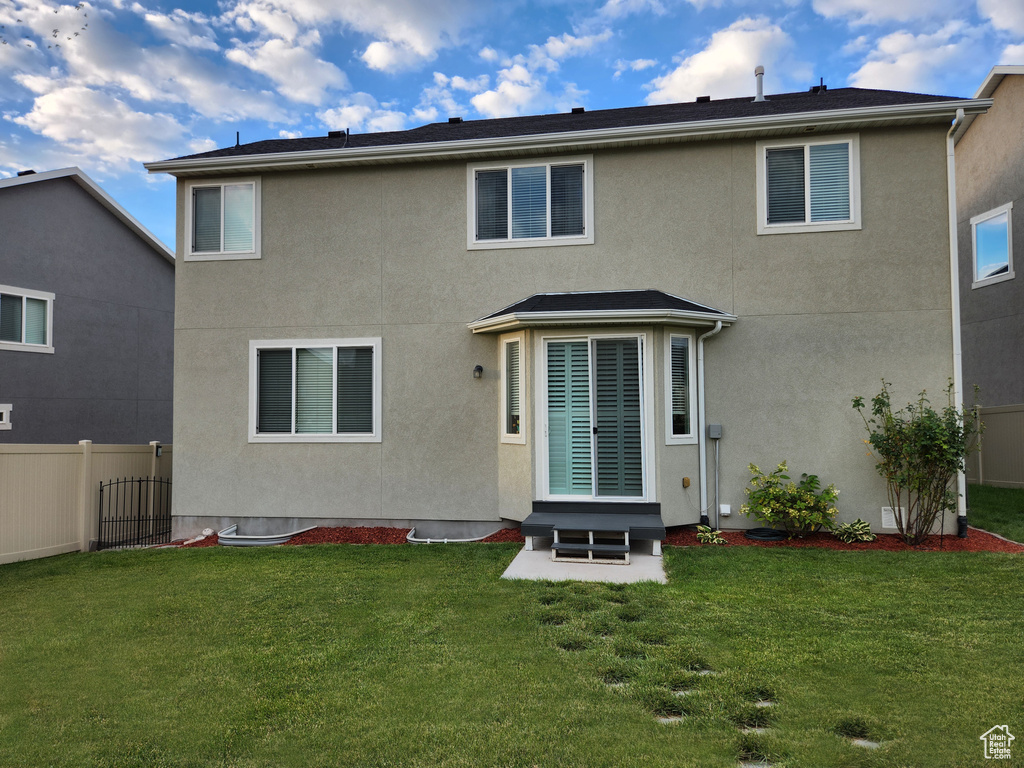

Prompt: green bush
xmin=739 ymin=461 xmax=839 ymax=536
xmin=832 ymin=518 xmax=876 ymax=543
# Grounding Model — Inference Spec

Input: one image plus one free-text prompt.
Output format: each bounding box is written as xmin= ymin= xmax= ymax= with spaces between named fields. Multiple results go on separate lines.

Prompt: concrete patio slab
xmin=501 ymin=538 xmax=667 ymax=583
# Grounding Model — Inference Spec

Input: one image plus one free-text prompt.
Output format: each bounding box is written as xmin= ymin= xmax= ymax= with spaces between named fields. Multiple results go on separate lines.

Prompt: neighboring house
xmin=0 ymin=168 xmax=174 ymax=444
xmin=954 ymin=66 xmax=1024 ymax=488
xmin=147 ymin=77 xmax=988 ymax=545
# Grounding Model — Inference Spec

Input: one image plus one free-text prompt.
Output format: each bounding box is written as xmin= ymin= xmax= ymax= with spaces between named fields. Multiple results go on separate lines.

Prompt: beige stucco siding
xmin=173 ymin=124 xmax=954 ymax=533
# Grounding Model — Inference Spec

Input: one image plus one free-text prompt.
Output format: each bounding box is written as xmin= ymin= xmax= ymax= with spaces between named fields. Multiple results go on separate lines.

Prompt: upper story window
xmin=756 ymin=135 xmax=861 ymax=235
xmin=664 ymin=333 xmax=696 ymax=445
xmin=187 ymin=178 xmax=260 ymax=261
xmin=0 ymin=285 xmax=54 ymax=354
xmin=467 ymin=156 xmax=594 ymax=249
xmin=249 ymin=338 xmax=382 ymax=443
xmin=971 ymin=202 xmax=1014 ymax=288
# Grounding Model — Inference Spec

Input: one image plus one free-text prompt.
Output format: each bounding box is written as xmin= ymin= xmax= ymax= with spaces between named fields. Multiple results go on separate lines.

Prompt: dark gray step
xmin=551 ymin=542 xmax=630 ymax=554
xmin=522 ymin=510 xmax=664 ymax=539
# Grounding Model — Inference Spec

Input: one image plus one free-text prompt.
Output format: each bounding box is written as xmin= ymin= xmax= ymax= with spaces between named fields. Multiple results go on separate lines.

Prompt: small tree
xmin=852 ymin=381 xmax=980 ymax=545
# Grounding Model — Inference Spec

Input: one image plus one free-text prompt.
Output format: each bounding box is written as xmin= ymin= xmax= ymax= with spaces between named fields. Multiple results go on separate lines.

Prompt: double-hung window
xmin=468 ymin=156 xmax=594 ymax=249
xmin=756 ymin=135 xmax=860 ymax=234
xmin=187 ymin=179 xmax=260 ymax=260
xmin=664 ymin=333 xmax=696 ymax=444
xmin=971 ymin=202 xmax=1014 ymax=288
xmin=249 ymin=338 xmax=381 ymax=442
xmin=0 ymin=285 xmax=54 ymax=353
xmin=501 ymin=336 xmax=525 ymax=443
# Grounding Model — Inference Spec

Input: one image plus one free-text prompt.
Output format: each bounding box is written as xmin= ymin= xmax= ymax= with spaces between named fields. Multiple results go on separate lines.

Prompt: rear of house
xmin=147 ymin=81 xmax=987 ymax=540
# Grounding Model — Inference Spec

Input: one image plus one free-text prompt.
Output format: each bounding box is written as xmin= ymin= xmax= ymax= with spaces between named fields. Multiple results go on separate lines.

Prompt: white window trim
xmin=0 ymin=284 xmax=54 ymax=354
xmin=185 ymin=178 xmax=261 ymax=261
xmin=533 ymin=329 xmax=656 ymax=503
xmin=664 ymin=332 xmax=697 ymax=446
xmin=971 ymin=201 xmax=1014 ymax=289
xmin=755 ymin=134 xmax=861 ymax=235
xmin=466 ymin=154 xmax=595 ymax=250
xmin=248 ymin=337 xmax=382 ymax=443
xmin=500 ymin=332 xmax=527 ymax=444
xmin=0 ymin=404 xmax=11 ymax=430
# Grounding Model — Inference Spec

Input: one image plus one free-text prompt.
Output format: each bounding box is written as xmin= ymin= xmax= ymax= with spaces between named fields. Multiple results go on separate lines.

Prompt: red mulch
xmin=177 ymin=524 xmax=1022 ymax=553
xmin=663 ymin=526 xmax=1024 ymax=553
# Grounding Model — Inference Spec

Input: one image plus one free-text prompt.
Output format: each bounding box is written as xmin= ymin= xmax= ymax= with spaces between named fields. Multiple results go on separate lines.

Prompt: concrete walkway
xmin=501 ymin=537 xmax=667 ymax=584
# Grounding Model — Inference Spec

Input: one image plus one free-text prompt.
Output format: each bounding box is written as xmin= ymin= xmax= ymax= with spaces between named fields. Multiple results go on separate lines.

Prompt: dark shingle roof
xmin=165 ymin=87 xmax=964 ymax=163
xmin=480 ymin=290 xmax=730 ymax=320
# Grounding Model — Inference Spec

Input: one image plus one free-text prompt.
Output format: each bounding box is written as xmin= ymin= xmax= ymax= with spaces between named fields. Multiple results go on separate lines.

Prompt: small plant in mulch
xmin=833 ymin=518 xmax=876 ymax=543
xmin=696 ymin=525 xmax=727 ymax=545
xmin=834 ymin=715 xmax=872 ymax=740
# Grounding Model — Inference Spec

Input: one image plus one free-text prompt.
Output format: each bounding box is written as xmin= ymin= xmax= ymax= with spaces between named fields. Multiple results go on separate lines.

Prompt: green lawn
xmin=0 ymin=543 xmax=1021 ymax=767
xmin=969 ymin=483 xmax=1024 ymax=542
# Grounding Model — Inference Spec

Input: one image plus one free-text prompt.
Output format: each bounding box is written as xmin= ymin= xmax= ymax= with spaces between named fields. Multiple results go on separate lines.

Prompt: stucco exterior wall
xmin=956 ymin=75 xmax=1024 ymax=407
xmin=0 ymin=177 xmax=174 ymax=444
xmin=172 ymin=123 xmax=954 ymax=534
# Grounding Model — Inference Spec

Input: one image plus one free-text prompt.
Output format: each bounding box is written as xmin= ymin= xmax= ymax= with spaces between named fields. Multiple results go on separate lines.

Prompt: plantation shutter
xmin=670 ymin=336 xmax=689 ymax=436
xmin=766 ymin=147 xmax=805 ymax=224
xmin=222 ymin=183 xmax=255 ymax=252
xmin=24 ymin=298 xmax=47 ymax=345
xmin=476 ymin=170 xmax=508 ymax=240
xmin=257 ymin=349 xmax=293 ymax=433
xmin=295 ymin=348 xmax=333 ymax=433
xmin=511 ymin=165 xmax=547 ymax=239
xmin=809 ymin=143 xmax=850 ymax=222
xmin=337 ymin=346 xmax=373 ymax=433
xmin=193 ymin=187 xmax=222 ymax=252
xmin=506 ymin=340 xmax=520 ymax=435
xmin=594 ymin=339 xmax=643 ymax=497
xmin=550 ymin=164 xmax=584 ymax=236
xmin=547 ymin=341 xmax=592 ymax=495
xmin=0 ymin=295 xmax=22 ymax=343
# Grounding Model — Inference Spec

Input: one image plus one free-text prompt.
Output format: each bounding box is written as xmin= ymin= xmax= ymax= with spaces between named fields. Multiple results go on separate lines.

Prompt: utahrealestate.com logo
xmin=980 ymin=725 xmax=1015 ymax=760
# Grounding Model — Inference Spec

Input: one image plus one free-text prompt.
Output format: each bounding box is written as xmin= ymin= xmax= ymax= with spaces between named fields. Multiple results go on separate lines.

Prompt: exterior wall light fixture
xmin=473 ymin=365 xmax=483 ymax=379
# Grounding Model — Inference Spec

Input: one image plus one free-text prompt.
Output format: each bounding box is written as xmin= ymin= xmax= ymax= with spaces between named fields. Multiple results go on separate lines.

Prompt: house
xmin=146 ymin=74 xmax=989 ymax=549
xmin=0 ymin=168 xmax=175 ymax=444
xmin=954 ymin=65 xmax=1024 ymax=488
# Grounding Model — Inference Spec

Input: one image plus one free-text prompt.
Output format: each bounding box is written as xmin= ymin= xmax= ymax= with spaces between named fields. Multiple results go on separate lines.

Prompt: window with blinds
xmin=0 ymin=285 xmax=52 ymax=351
xmin=471 ymin=157 xmax=591 ymax=247
xmin=189 ymin=180 xmax=259 ymax=259
xmin=758 ymin=137 xmax=859 ymax=234
xmin=664 ymin=333 xmax=695 ymax=444
xmin=252 ymin=339 xmax=380 ymax=441
xmin=503 ymin=339 xmax=522 ymax=439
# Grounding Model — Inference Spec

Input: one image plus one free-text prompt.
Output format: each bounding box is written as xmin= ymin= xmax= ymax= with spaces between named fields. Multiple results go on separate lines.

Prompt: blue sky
xmin=2 ymin=0 xmax=1022 ymax=250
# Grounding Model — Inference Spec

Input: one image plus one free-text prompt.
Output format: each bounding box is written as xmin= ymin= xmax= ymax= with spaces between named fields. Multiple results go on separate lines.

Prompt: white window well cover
xmin=468 ymin=156 xmax=594 ymax=249
xmin=756 ymin=135 xmax=861 ymax=235
xmin=972 ymin=202 xmax=1013 ymax=287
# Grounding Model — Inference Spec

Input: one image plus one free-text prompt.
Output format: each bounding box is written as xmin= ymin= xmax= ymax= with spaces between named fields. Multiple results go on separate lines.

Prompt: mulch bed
xmin=178 ymin=525 xmax=1022 ymax=553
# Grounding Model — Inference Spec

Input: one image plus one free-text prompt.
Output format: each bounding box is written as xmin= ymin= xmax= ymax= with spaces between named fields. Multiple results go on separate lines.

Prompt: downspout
xmin=697 ymin=321 xmax=724 ymax=526
xmin=946 ymin=108 xmax=968 ymax=534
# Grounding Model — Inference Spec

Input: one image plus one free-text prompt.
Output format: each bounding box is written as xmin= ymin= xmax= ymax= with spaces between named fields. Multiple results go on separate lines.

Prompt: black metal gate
xmin=97 ymin=477 xmax=172 ymax=550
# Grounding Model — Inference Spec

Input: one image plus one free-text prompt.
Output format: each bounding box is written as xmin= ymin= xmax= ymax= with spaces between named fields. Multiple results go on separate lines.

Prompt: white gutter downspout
xmin=947 ymin=108 xmax=967 ymax=527
xmin=697 ymin=321 xmax=724 ymax=525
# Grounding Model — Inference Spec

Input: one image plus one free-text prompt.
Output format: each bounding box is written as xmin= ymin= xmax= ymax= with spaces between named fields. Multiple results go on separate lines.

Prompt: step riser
xmin=551 ymin=528 xmax=630 ymax=565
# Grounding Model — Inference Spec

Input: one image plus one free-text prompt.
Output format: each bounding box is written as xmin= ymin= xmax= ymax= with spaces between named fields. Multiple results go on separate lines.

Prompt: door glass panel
xmin=547 ymin=341 xmax=592 ymax=495
xmin=594 ymin=339 xmax=643 ymax=497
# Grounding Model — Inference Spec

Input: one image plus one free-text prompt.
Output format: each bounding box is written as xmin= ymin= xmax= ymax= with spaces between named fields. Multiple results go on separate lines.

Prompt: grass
xmin=0 ymin=543 xmax=1022 ymax=767
xmin=968 ymin=483 xmax=1024 ymax=542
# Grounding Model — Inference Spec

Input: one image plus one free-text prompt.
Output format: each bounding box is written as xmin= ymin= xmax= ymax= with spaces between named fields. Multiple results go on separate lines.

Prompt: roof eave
xmin=146 ymin=99 xmax=990 ymax=177
xmin=953 ymin=67 xmax=1022 ymax=143
xmin=468 ymin=309 xmax=738 ymax=333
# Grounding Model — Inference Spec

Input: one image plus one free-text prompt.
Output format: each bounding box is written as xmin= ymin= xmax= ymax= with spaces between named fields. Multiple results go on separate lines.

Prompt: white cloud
xmin=10 ymin=85 xmax=186 ymax=167
xmin=645 ymin=17 xmax=807 ymax=104
xmin=361 ymin=40 xmax=430 ymax=72
xmin=227 ymin=38 xmax=348 ymax=104
xmin=813 ymin=0 xmax=961 ymax=25
xmin=188 ymin=137 xmax=218 ymax=153
xmin=598 ymin=0 xmax=666 ymax=18
xmin=139 ymin=7 xmax=218 ymax=51
xmin=318 ymin=93 xmax=408 ymax=132
xmin=613 ymin=57 xmax=657 ymax=78
xmin=527 ymin=30 xmax=613 ymax=72
xmin=849 ymin=24 xmax=968 ymax=92
xmin=471 ymin=64 xmax=544 ymax=117
xmin=841 ymin=35 xmax=871 ymax=55
xmin=450 ymin=74 xmax=489 ymax=92
xmin=279 ymin=129 xmax=303 ymax=139
xmin=978 ymin=0 xmax=1024 ymax=35
xmin=1001 ymin=42 xmax=1024 ymax=63
xmin=479 ymin=46 xmax=499 ymax=62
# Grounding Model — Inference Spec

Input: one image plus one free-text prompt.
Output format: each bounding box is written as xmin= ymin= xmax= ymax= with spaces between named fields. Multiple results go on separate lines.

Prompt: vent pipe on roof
xmin=235 ymin=131 xmax=240 ymax=147
xmin=16 ymin=169 xmax=36 ymax=176
xmin=753 ymin=65 xmax=766 ymax=102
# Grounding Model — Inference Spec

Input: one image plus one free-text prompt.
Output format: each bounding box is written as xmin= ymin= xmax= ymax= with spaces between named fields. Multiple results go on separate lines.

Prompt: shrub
xmin=739 ymin=461 xmax=839 ymax=536
xmin=696 ymin=525 xmax=727 ymax=545
xmin=832 ymin=518 xmax=876 ymax=543
xmin=853 ymin=381 xmax=980 ymax=545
